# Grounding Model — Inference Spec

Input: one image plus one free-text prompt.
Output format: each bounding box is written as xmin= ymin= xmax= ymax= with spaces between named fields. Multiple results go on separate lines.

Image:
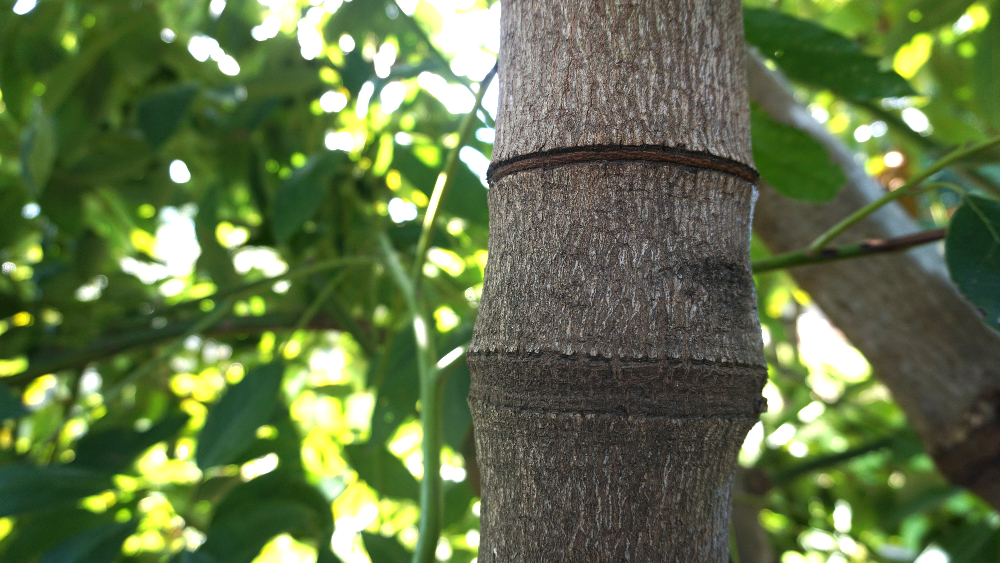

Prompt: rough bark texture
xmin=747 ymin=51 xmax=1000 ymax=509
xmin=468 ymin=1 xmax=767 ymax=560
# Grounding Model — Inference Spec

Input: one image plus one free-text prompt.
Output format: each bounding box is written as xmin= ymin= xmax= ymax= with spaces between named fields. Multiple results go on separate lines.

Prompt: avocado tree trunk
xmin=467 ymin=1 xmax=767 ymax=560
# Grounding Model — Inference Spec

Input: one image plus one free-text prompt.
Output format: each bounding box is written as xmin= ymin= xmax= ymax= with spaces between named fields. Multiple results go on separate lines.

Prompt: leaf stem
xmin=410 ymin=63 xmax=498 ymax=290
xmin=378 ymin=233 xmax=445 ymax=563
xmin=753 ymin=227 xmax=946 ymax=274
xmin=806 ymin=136 xmax=1000 ymax=255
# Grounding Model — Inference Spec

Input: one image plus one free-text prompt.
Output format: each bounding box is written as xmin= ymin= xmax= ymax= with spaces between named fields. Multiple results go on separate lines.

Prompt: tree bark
xmin=746 ymin=51 xmax=1000 ymax=510
xmin=467 ymin=1 xmax=767 ymax=560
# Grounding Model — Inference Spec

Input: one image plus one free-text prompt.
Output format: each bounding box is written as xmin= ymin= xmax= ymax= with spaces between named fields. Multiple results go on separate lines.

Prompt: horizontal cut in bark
xmin=487 ymin=144 xmax=760 ymax=184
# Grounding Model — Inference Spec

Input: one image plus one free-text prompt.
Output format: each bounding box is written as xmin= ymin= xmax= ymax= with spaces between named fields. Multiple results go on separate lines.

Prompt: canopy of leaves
xmin=0 ymin=0 xmax=998 ymax=562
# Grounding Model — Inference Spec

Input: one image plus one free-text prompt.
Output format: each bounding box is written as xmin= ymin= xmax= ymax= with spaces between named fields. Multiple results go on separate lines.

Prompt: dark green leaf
xmin=750 ymin=107 xmax=846 ymax=202
xmin=342 ymin=443 xmax=419 ymax=501
xmin=170 ymin=551 xmax=219 ymax=563
xmin=317 ymin=546 xmax=346 ymax=563
xmin=136 ymin=83 xmax=198 ymax=149
xmin=72 ymin=413 xmax=189 ymax=473
xmin=195 ymin=186 xmax=241 ymax=290
xmin=368 ymin=328 xmax=419 ymax=445
xmin=199 ymin=499 xmax=317 ymax=563
xmin=361 ymin=532 xmax=411 ymax=563
xmin=271 ymin=153 xmax=346 ymax=244
xmin=0 ymin=465 xmax=113 ymax=518
xmin=20 ymin=100 xmax=57 ymax=195
xmin=744 ymin=8 xmax=915 ymax=101
xmin=0 ymin=382 xmax=29 ymax=421
xmin=443 ymin=481 xmax=473 ymax=530
xmin=210 ymin=471 xmax=334 ymax=540
xmin=38 ymin=520 xmax=138 ymax=563
xmin=441 ymin=360 xmax=471 ymax=451
xmin=974 ymin=9 xmax=1000 ymax=130
xmin=946 ymin=195 xmax=1000 ymax=332
xmin=0 ymin=180 xmax=32 ymax=250
xmin=0 ymin=507 xmax=113 ymax=563
xmin=196 ymin=362 xmax=286 ymax=470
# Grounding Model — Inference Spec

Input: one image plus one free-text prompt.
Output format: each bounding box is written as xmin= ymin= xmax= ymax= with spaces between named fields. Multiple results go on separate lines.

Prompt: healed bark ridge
xmin=468 ymin=1 xmax=767 ymax=560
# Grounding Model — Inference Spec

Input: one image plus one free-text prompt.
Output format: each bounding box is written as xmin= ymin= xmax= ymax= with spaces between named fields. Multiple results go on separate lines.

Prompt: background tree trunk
xmin=467 ymin=1 xmax=767 ymax=559
xmin=747 ymin=51 xmax=1000 ymax=509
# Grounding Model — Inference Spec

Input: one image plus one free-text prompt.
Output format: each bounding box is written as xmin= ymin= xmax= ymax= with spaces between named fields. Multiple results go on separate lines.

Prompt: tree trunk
xmin=746 ymin=52 xmax=1000 ymax=510
xmin=467 ymin=1 xmax=767 ymax=559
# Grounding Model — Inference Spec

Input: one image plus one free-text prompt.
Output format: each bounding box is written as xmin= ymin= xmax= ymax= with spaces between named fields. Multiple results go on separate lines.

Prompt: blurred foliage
xmin=0 ymin=0 xmax=997 ymax=562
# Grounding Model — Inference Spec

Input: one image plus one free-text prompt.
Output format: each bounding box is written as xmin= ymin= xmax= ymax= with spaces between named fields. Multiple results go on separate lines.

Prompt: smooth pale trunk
xmin=468 ymin=0 xmax=767 ymax=560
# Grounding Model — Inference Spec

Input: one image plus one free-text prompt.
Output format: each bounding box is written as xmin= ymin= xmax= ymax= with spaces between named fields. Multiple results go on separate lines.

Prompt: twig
xmin=806 ymin=136 xmax=1000 ymax=255
xmin=8 ymin=312 xmax=346 ymax=385
xmin=753 ymin=228 xmax=946 ymax=274
xmin=410 ymin=63 xmax=498 ymax=290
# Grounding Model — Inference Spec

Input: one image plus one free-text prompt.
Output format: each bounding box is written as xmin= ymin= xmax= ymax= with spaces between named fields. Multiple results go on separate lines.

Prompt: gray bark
xmin=746 ymin=50 xmax=1000 ymax=509
xmin=468 ymin=1 xmax=766 ymax=560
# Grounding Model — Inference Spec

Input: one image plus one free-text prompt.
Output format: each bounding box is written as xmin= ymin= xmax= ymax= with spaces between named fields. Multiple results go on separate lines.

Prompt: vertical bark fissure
xmin=469 ymin=1 xmax=767 ymax=560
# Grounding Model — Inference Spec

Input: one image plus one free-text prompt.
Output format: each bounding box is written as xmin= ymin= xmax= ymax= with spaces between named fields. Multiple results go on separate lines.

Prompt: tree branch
xmin=7 ymin=312 xmax=346 ymax=385
xmin=746 ymin=48 xmax=1000 ymax=510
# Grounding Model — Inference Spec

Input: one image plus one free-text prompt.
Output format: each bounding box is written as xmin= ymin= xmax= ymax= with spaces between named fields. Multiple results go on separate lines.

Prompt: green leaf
xmin=367 ymin=328 xmax=419 ymax=445
xmin=0 ymin=465 xmax=113 ymax=518
xmin=0 ymin=507 xmax=113 ymax=563
xmin=195 ymin=186 xmax=241 ymax=290
xmin=210 ymin=471 xmax=334 ymax=540
xmin=945 ymin=195 xmax=1000 ymax=332
xmin=271 ymin=153 xmax=346 ymax=244
xmin=199 ymin=499 xmax=318 ymax=563
xmin=441 ymin=360 xmax=471 ymax=451
xmin=170 ymin=551 xmax=219 ymax=563
xmin=72 ymin=413 xmax=189 ymax=473
xmin=442 ymin=481 xmax=474 ymax=530
xmin=885 ymin=0 xmax=979 ymax=54
xmin=361 ymin=532 xmax=411 ymax=563
xmin=196 ymin=362 xmax=286 ymax=470
xmin=973 ymin=9 xmax=1000 ymax=130
xmin=392 ymin=145 xmax=488 ymax=227
xmin=0 ymin=382 xmax=29 ymax=421
xmin=750 ymin=107 xmax=846 ymax=202
xmin=20 ymin=100 xmax=57 ymax=195
xmin=37 ymin=520 xmax=138 ymax=563
xmin=744 ymin=8 xmax=915 ymax=101
xmin=136 ymin=84 xmax=198 ymax=149
xmin=342 ymin=443 xmax=419 ymax=501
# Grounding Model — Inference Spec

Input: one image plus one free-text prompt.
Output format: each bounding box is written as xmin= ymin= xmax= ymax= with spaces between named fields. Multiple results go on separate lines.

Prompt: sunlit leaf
xmin=885 ymin=0 xmax=979 ymax=54
xmin=744 ymin=8 xmax=915 ymax=101
xmin=750 ymin=107 xmax=846 ymax=202
xmin=0 ymin=465 xmax=113 ymax=518
xmin=342 ymin=443 xmax=419 ymax=501
xmin=945 ymin=195 xmax=1000 ymax=332
xmin=196 ymin=362 xmax=286 ymax=470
